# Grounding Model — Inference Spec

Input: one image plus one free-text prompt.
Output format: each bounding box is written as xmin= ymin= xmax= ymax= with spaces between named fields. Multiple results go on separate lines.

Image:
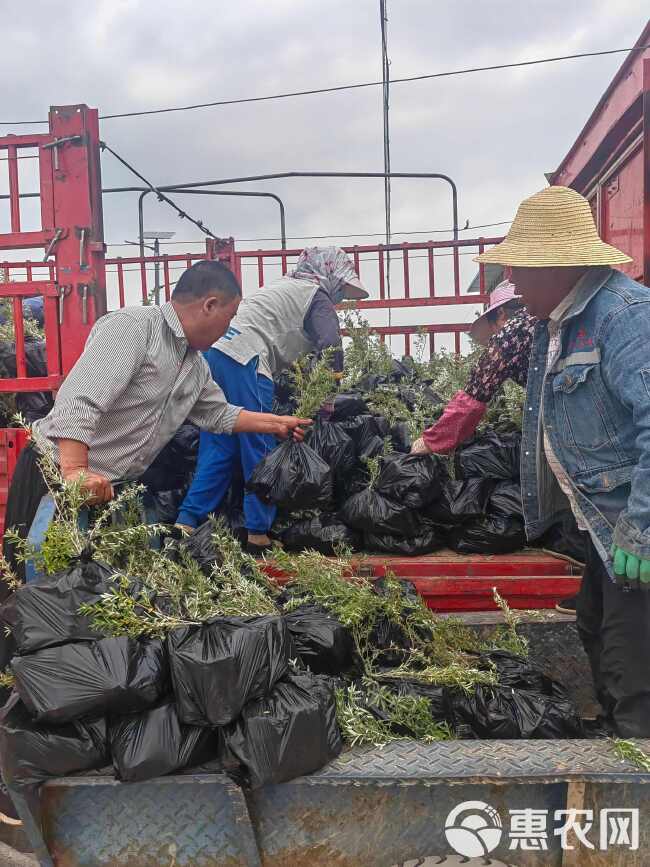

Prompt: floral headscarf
xmin=292 ymin=246 xmax=362 ymax=303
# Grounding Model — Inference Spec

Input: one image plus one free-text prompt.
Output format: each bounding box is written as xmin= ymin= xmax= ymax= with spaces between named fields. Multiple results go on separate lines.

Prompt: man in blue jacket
xmin=477 ymin=185 xmax=650 ymax=736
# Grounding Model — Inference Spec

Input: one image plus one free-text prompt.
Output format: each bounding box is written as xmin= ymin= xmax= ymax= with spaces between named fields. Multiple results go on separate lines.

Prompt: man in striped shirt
xmin=2 ymin=260 xmax=309 ymax=576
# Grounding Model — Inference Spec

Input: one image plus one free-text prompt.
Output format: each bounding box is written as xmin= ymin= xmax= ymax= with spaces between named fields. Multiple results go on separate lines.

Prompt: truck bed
xmin=267 ymin=548 xmax=581 ymax=612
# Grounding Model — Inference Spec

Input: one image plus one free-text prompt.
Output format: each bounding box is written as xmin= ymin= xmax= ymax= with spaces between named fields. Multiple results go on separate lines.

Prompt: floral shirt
xmin=465 ymin=308 xmax=536 ymax=403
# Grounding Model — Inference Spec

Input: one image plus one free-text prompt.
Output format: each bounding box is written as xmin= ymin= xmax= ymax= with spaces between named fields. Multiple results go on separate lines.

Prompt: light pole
xmin=124 ymin=230 xmax=176 ymax=305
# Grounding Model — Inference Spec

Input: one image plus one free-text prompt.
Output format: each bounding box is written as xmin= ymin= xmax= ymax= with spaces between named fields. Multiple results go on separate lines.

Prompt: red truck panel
xmin=551 ymin=26 xmax=650 ymax=284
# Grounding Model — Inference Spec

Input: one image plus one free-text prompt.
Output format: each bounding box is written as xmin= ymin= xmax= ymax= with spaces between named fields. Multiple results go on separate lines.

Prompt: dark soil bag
xmin=140 ymin=423 xmax=200 ymax=493
xmin=0 ymin=559 xmax=115 ymax=655
xmin=12 ymin=637 xmax=168 ymax=724
xmin=374 ymin=453 xmax=446 ymax=510
xmin=370 ymin=677 xmax=454 ymax=729
xmin=280 ymin=513 xmax=361 ymax=555
xmin=537 ymin=513 xmax=587 ymax=564
xmin=447 ymin=515 xmax=526 ymax=555
xmin=152 ymin=488 xmax=188 ymax=525
xmin=340 ymin=488 xmax=422 ymax=537
xmin=390 ymin=422 xmax=412 ymax=453
xmin=109 ymin=700 xmax=220 ymax=783
xmin=168 ymin=616 xmax=290 ymax=727
xmin=0 ymin=693 xmax=107 ymax=792
xmin=339 ymin=414 xmax=387 ymax=456
xmin=283 ymin=604 xmax=355 ymax=675
xmin=364 ymin=523 xmax=446 ymax=556
xmin=488 ymin=480 xmax=523 ymax=519
xmin=455 ymin=430 xmax=521 ymax=481
xmin=330 ymin=392 xmax=368 ymax=421
xmin=180 ymin=520 xmax=223 ymax=576
xmin=367 ymin=580 xmax=434 ymax=667
xmin=307 ymin=421 xmax=356 ymax=479
xmin=247 ymin=440 xmax=333 ymax=510
xmin=449 ymin=652 xmax=583 ymax=739
xmin=221 ymin=672 xmax=342 ymax=789
xmin=426 ymin=478 xmax=496 ymax=525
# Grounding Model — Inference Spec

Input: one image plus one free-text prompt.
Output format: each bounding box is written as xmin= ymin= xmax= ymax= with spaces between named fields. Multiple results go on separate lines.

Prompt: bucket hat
xmin=470 ymin=280 xmax=521 ymax=346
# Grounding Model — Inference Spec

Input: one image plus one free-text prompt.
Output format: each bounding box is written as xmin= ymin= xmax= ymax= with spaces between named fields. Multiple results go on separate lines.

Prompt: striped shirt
xmin=33 ymin=302 xmax=241 ymax=481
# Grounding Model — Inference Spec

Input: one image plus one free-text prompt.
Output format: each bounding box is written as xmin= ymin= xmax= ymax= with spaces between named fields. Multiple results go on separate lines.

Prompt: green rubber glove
xmin=611 ymin=545 xmax=650 ymax=590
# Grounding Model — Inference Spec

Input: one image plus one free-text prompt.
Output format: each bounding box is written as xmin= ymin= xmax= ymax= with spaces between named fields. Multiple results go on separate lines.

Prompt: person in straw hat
xmin=411 ymin=279 xmax=535 ymax=455
xmin=477 ymin=184 xmax=650 ymax=736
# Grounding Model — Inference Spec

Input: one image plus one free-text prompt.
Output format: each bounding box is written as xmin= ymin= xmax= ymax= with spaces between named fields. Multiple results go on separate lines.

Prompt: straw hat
xmin=475 ymin=186 xmax=631 ymax=267
xmin=470 ymin=280 xmax=522 ymax=346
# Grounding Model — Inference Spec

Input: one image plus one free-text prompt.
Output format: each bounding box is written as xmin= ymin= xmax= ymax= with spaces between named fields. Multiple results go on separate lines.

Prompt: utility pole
xmin=380 ymin=0 xmax=392 ymax=337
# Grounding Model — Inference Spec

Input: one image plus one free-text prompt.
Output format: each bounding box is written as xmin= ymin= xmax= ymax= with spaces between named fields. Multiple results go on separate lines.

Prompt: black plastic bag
xmin=13 ymin=637 xmax=168 ymax=724
xmin=152 ymin=488 xmax=188 ymax=525
xmin=247 ymin=440 xmax=333 ymax=510
xmin=0 ymin=693 xmax=107 ymax=792
xmin=273 ymin=370 xmax=295 ymax=404
xmin=221 ymin=672 xmax=342 ymax=788
xmin=308 ymin=421 xmax=356 ymax=478
xmin=455 ymin=430 xmax=521 ymax=481
xmin=140 ymin=423 xmax=200 ymax=493
xmin=358 ymin=434 xmax=386 ymax=461
xmin=488 ymin=481 xmax=523 ymax=519
xmin=390 ymin=422 xmax=412 ymax=453
xmin=371 ymin=677 xmax=454 ymax=726
xmin=374 ymin=453 xmax=446 ymax=510
xmin=537 ymin=513 xmax=587 ymax=564
xmin=168 ymin=616 xmax=290 ymax=727
xmin=283 ymin=604 xmax=355 ymax=674
xmin=427 ymin=478 xmax=496 ymax=525
xmin=180 ymin=521 xmax=223 ymax=576
xmin=339 ymin=414 xmax=386 ymax=456
xmin=109 ymin=700 xmax=220 ymax=783
xmin=447 ymin=515 xmax=526 ymax=555
xmin=281 ymin=513 xmax=361 ymax=555
xmin=0 ymin=339 xmax=53 ymax=424
xmin=340 ymin=488 xmax=422 ymax=537
xmin=330 ymin=392 xmax=368 ymax=421
xmin=337 ymin=466 xmax=371 ymax=503
xmin=0 ymin=559 xmax=116 ymax=656
xmin=450 ymin=655 xmax=583 ymax=739
xmin=364 ymin=524 xmax=446 ymax=556
xmin=366 ymin=580 xmax=434 ymax=666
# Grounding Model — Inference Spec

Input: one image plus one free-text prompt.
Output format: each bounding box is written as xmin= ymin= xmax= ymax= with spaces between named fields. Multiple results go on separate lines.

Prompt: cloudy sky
xmin=1 ymin=1 xmax=648 ymax=349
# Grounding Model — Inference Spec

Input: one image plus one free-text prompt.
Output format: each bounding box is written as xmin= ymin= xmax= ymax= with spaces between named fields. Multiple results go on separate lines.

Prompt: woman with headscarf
xmin=175 ymin=246 xmax=368 ymax=554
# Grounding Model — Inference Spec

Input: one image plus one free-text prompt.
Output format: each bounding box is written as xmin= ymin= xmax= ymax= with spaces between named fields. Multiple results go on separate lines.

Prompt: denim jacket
xmin=521 ymin=267 xmax=650 ymax=577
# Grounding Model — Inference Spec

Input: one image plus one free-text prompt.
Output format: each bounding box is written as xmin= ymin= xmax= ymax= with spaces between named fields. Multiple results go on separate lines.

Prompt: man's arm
xmin=605 ymin=302 xmax=650 ymax=559
xmin=187 ymin=362 xmax=311 ymax=440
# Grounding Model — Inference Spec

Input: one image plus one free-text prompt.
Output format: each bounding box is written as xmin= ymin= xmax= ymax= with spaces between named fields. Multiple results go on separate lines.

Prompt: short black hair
xmin=172 ymin=260 xmax=242 ymax=302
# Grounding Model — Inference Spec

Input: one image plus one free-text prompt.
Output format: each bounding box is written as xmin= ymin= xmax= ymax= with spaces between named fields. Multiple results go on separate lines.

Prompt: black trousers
xmin=577 ymin=536 xmax=650 ymax=737
xmin=0 ymin=445 xmax=47 ymax=702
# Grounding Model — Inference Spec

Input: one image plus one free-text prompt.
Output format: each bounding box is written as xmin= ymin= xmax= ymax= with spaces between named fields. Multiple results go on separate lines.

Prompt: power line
xmin=104 ymin=220 xmax=512 ymax=247
xmin=0 ymin=45 xmax=646 ymax=125
xmin=99 ymin=141 xmax=217 ymax=241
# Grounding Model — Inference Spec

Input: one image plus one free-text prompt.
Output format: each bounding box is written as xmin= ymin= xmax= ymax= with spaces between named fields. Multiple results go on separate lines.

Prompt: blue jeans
xmin=177 ymin=350 xmax=277 ymax=534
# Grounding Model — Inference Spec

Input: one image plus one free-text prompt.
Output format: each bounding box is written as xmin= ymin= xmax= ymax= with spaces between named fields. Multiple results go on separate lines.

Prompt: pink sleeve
xmin=422 ymin=390 xmax=487 ymax=454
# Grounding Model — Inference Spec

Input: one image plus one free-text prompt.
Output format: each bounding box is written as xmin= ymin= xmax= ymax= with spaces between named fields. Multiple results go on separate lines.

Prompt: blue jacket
xmin=521 ymin=266 xmax=650 ymax=577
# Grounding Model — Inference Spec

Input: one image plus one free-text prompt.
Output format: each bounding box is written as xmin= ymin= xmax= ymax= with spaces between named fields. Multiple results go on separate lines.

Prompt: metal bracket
xmin=42 ymin=134 xmax=84 ymax=171
xmin=76 ymin=283 xmax=92 ymax=324
xmin=42 ymin=228 xmax=66 ymax=263
xmin=75 ymin=226 xmax=89 ymax=269
xmin=57 ymin=285 xmax=72 ymax=325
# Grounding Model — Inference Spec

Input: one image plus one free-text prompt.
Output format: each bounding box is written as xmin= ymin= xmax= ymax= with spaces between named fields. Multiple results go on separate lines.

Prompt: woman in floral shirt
xmin=412 ymin=281 xmax=535 ymax=455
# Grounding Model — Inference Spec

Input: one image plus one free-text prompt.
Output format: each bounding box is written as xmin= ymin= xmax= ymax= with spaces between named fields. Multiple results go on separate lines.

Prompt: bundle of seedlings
xmin=272 ymin=546 xmax=584 ymax=747
xmin=0 ymin=444 xmax=340 ymax=793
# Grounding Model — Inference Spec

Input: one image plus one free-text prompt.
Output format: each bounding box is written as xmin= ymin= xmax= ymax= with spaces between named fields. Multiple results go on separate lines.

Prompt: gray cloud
xmin=1 ymin=1 xmax=647 ymax=346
